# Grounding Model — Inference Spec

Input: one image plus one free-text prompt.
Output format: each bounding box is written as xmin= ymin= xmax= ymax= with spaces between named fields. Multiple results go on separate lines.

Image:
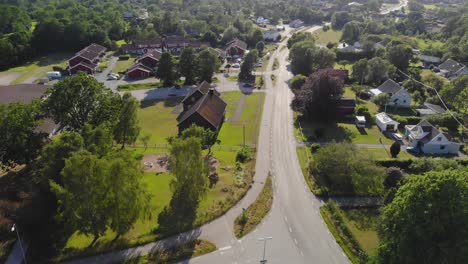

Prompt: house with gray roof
xmin=438 ymin=58 xmax=468 ymax=80
xmin=369 ymin=79 xmax=412 ymax=108
xmin=405 ymin=120 xmax=460 ymax=155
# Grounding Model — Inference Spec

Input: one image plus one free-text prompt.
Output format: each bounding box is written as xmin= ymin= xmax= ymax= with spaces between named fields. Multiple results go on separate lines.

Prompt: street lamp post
xmin=11 ymin=224 xmax=27 ymax=264
xmin=258 ymin=236 xmax=272 ymax=263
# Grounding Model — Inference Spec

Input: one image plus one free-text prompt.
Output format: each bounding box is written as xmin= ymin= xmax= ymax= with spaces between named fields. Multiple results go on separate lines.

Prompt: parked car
xmin=232 ymin=63 xmax=240 ymax=68
xmin=107 ymin=75 xmax=118 ymax=80
xmin=47 ymin=71 xmax=62 ymax=80
xmin=243 ymin=83 xmax=253 ymax=88
xmin=392 ymin=133 xmax=403 ymax=141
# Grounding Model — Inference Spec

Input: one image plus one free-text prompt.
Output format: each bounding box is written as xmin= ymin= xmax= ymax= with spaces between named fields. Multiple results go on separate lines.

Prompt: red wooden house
xmin=68 ymin=43 xmax=106 ymax=75
xmin=126 ymin=63 xmax=153 ymax=79
xmin=225 ymin=38 xmax=248 ymax=58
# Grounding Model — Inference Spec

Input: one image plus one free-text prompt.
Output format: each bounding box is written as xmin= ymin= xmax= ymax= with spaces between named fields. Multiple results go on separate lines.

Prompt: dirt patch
xmin=142 ymin=154 xmax=170 ymax=172
xmin=204 ymin=155 xmax=220 ymax=172
xmin=0 ymin=72 xmax=21 ymax=86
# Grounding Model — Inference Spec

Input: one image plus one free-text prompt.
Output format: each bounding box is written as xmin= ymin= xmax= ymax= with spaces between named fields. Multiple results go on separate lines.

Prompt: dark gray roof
xmin=225 ymin=38 xmax=248 ymax=51
xmin=181 ymin=81 xmax=215 ymax=103
xmin=439 ymin=59 xmax=465 ymax=74
xmin=376 ymin=79 xmax=403 ymax=94
xmin=178 ymin=90 xmax=227 ymax=130
xmin=420 ymin=54 xmax=441 ymax=64
xmin=0 ymin=84 xmax=49 ymax=103
xmin=423 ymin=102 xmax=445 ymax=114
xmin=126 ymin=63 xmax=152 ymax=73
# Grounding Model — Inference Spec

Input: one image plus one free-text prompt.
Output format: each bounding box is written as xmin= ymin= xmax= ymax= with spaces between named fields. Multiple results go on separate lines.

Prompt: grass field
xmin=118 ymin=82 xmax=163 ymax=91
xmin=113 ymin=57 xmax=136 ymax=73
xmin=341 ymin=208 xmax=380 ymax=256
xmin=313 ymin=28 xmax=342 ymax=45
xmin=234 ymin=176 xmax=273 ymax=238
xmin=1 ymin=53 xmax=70 ymax=84
xmin=218 ymin=92 xmax=266 ymax=146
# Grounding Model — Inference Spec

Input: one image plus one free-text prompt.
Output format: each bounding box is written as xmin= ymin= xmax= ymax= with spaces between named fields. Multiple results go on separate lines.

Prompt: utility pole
xmin=11 ymin=224 xmax=27 ymax=264
xmin=258 ymin=236 xmax=272 ymax=263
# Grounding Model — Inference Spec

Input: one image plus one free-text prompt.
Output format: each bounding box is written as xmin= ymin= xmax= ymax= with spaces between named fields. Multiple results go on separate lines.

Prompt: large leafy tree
xmin=377 ymin=169 xmax=468 ymax=263
xmin=156 ymin=52 xmax=178 ymax=86
xmin=386 ymin=43 xmax=413 ymax=72
xmin=178 ymin=48 xmax=197 ymax=85
xmin=289 ymin=40 xmax=335 ymax=76
xmin=291 ymin=69 xmax=345 ymax=121
xmin=0 ymin=101 xmax=45 ymax=166
xmin=239 ymin=49 xmax=258 ymax=81
xmin=366 ymin=57 xmax=395 ymax=85
xmin=114 ymin=93 xmax=140 ymax=149
xmin=196 ymin=49 xmax=219 ymax=83
xmin=341 ymin=21 xmax=362 ymax=44
xmin=51 ymin=150 xmax=149 ymax=244
xmin=44 ymin=72 xmax=120 ymax=131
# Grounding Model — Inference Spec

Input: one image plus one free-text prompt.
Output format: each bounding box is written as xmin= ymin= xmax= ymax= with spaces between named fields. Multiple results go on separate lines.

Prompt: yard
xmin=113 ymin=57 xmax=136 ymax=74
xmin=340 ymin=208 xmax=380 ymax=256
xmin=0 ymin=53 xmax=70 ymax=85
xmin=57 ymin=147 xmax=255 ymax=262
xmin=312 ymin=28 xmax=342 ymax=45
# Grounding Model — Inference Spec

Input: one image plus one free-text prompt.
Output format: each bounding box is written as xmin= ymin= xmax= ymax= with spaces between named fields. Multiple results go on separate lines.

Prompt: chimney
xmin=209 ymin=88 xmax=215 ymax=97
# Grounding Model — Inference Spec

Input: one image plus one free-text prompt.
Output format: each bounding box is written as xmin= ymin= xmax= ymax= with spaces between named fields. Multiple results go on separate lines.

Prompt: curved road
xmin=63 ymin=25 xmax=349 ymax=264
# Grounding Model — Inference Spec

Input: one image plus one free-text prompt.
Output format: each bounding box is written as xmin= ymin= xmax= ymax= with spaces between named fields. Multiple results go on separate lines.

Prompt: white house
xmin=375 ymin=112 xmax=399 ymax=132
xmin=370 ymin=79 xmax=412 ymax=108
xmin=438 ymin=58 xmax=468 ymax=80
xmin=263 ymin=30 xmax=280 ymax=41
xmin=405 ymin=120 xmax=460 ymax=155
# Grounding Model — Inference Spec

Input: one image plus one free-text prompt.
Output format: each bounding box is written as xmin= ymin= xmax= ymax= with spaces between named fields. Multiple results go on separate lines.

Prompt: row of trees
xmin=156 ymin=49 xmax=220 ymax=86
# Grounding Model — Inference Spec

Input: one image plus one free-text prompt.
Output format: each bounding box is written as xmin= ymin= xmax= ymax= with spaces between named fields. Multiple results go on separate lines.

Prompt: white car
xmin=392 ymin=133 xmax=403 ymax=141
xmin=107 ymin=75 xmax=118 ymax=80
xmin=232 ymin=63 xmax=240 ymax=68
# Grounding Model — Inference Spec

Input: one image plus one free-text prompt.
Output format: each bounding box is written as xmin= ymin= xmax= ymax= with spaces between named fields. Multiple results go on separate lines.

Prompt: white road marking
xmin=294 ymin=238 xmax=298 ymax=245
xmin=219 ymin=246 xmax=232 ymax=251
xmin=284 ymin=217 xmax=288 ymax=223
xmin=289 ymin=227 xmax=292 ymax=233
xmin=300 ymin=251 xmax=304 ymax=256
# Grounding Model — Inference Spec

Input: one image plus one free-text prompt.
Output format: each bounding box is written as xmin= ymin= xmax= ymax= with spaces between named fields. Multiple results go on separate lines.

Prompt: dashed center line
xmin=219 ymin=246 xmax=232 ymax=251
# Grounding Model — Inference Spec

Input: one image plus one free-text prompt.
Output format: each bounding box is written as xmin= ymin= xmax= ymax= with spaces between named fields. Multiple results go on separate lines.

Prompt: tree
xmin=158 ymin=137 xmax=208 ymax=231
xmin=114 ymin=93 xmax=140 ymax=149
xmin=440 ymin=75 xmax=468 ymax=114
xmin=156 ymin=52 xmax=178 ymax=86
xmin=422 ymin=72 xmax=445 ymax=91
xmin=390 ymin=142 xmax=401 ymax=158
xmin=291 ymin=69 xmax=345 ymax=121
xmin=352 ymin=59 xmax=368 ymax=84
xmin=178 ymin=124 xmax=218 ymax=154
xmin=179 ymin=48 xmax=197 ymax=85
xmin=312 ymin=143 xmax=384 ymax=194
xmin=372 ymin=93 xmax=391 ymax=108
xmin=196 ymin=49 xmax=219 ymax=83
xmin=221 ymin=26 xmax=239 ymax=44
xmin=386 ymin=43 xmax=413 ymax=72
xmin=248 ymin=29 xmax=263 ymax=47
xmin=287 ymin=32 xmax=314 ymax=49
xmin=81 ymin=124 xmax=113 ymax=157
xmin=202 ymin=31 xmax=218 ymax=47
xmin=331 ymin=12 xmax=352 ymax=30
xmin=366 ymin=57 xmax=394 ymax=85
xmin=377 ymin=170 xmax=468 ymax=263
xmin=341 ymin=21 xmax=361 ymax=44
xmin=255 ymin=41 xmax=265 ymax=55
xmin=383 ymin=167 xmax=404 ymax=189
xmin=289 ymin=41 xmax=335 ymax=76
xmin=140 ymin=134 xmax=152 ymax=151
xmin=239 ymin=49 xmax=258 ymax=81
xmin=51 ymin=150 xmax=149 ymax=244
xmin=0 ymin=101 xmax=45 ymax=166
xmin=44 ymin=72 xmax=120 ymax=131
xmin=290 ymin=74 xmax=307 ymax=90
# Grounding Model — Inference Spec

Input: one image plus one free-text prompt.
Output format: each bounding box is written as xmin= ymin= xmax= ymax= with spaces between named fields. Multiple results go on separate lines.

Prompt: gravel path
xmin=229 ymin=93 xmax=247 ymax=122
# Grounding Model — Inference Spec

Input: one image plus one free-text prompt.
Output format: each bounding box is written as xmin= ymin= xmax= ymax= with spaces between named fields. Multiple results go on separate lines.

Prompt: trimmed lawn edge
xmin=234 ymin=175 xmax=273 ymax=238
xmin=320 ymin=203 xmax=367 ymax=264
xmin=115 ymin=239 xmax=216 ymax=264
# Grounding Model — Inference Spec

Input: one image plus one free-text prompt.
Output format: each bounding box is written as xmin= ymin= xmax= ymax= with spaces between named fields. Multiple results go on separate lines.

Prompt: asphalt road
xmin=61 ymin=25 xmax=350 ymax=264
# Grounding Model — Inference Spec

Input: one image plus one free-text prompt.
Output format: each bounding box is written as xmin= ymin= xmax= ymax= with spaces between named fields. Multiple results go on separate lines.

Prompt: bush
xmin=236 ymin=148 xmax=251 ymax=163
xmin=426 ymin=113 xmax=462 ymax=132
xmin=314 ymin=127 xmax=325 ymax=139
xmin=119 ymin=54 xmax=130 ymax=60
xmin=384 ymin=167 xmax=405 ymax=189
xmin=310 ymin=143 xmax=321 ymax=153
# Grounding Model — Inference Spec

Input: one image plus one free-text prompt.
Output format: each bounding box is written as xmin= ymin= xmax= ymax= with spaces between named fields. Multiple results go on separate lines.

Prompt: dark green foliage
xmin=196 ymin=49 xmax=219 ymax=83
xmin=236 ymin=148 xmax=251 ymax=163
xmin=179 ymin=48 xmax=197 ymax=85
xmin=0 ymin=100 xmax=45 ymax=166
xmin=156 ymin=52 xmax=178 ymax=86
xmin=310 ymin=143 xmax=321 ymax=153
xmin=383 ymin=167 xmax=404 ymax=189
xmin=290 ymin=74 xmax=306 ymax=90
xmin=377 ymin=170 xmax=468 ymax=264
xmin=331 ymin=12 xmax=352 ymax=30
xmin=239 ymin=49 xmax=258 ymax=81
xmin=390 ymin=142 xmax=400 ymax=158
xmin=289 ymin=40 xmax=335 ymax=76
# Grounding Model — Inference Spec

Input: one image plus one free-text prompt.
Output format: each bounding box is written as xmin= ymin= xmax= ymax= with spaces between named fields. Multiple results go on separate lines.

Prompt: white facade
xmin=375 ymin=112 xmax=399 ymax=132
xmin=388 ymin=88 xmax=412 ymax=108
xmin=405 ymin=121 xmax=460 ymax=155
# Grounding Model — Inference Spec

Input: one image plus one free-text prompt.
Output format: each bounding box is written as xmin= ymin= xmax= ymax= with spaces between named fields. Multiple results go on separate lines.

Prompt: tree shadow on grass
xmin=139 ymin=98 xmax=182 ymax=109
xmin=296 ymin=115 xmax=354 ymax=142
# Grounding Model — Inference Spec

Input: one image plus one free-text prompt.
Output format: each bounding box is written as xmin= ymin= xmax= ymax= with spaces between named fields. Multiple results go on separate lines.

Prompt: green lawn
xmin=234 ymin=176 xmax=272 ymax=238
xmin=341 ymin=208 xmax=380 ymax=256
xmin=138 ymin=98 xmax=181 ymax=145
xmin=218 ymin=92 xmax=266 ymax=146
xmin=360 ymin=147 xmax=413 ymax=160
xmin=226 ymin=75 xmax=238 ymax=82
xmin=295 ymin=115 xmax=394 ymax=145
xmin=57 ymin=148 xmax=254 ymax=262
xmin=116 ymin=39 xmax=127 ymax=48
xmin=113 ymin=58 xmax=136 ymax=73
xmin=1 ymin=53 xmax=70 ymax=84
xmin=313 ymin=28 xmax=342 ymax=45
xmin=118 ymin=82 xmax=162 ymax=91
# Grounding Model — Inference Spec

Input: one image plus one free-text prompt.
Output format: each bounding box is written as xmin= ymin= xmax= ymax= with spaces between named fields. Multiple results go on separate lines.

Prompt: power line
xmin=397 ymin=68 xmax=467 ymax=132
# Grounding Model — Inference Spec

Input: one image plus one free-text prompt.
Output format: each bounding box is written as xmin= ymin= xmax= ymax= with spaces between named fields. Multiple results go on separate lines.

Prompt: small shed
xmin=375 ymin=112 xmax=399 ymax=132
xmin=355 ymin=116 xmax=366 ymax=128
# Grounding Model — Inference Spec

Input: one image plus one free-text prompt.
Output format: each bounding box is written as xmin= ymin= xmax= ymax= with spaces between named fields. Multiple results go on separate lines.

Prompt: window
xmin=440 ymin=145 xmax=446 ymax=150
xmin=437 ymin=137 xmax=442 ymax=141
